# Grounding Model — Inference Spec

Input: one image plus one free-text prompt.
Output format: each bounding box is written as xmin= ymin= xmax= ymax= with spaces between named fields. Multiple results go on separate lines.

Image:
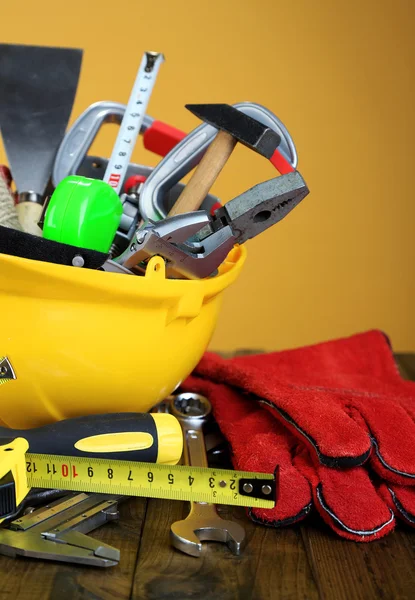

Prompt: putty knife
xmin=0 ymin=44 xmax=83 ymax=235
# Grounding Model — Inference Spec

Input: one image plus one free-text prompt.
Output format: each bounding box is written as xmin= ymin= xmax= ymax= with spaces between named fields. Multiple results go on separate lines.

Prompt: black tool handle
xmin=0 ymin=414 xmax=160 ymax=462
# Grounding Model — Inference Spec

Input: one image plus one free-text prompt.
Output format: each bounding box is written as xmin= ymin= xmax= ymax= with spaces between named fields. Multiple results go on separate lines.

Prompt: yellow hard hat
xmin=0 ymin=246 xmax=246 ymax=428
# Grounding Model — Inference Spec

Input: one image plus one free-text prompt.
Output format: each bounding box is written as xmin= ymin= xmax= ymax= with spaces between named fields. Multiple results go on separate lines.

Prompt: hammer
xmin=168 ymin=103 xmax=294 ymax=217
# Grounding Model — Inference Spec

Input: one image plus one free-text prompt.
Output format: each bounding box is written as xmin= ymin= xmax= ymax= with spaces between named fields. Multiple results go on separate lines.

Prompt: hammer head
xmin=185 ymin=103 xmax=281 ymax=159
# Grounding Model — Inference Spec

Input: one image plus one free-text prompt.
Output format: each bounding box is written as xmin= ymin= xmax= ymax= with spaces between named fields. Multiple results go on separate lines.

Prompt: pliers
xmin=108 ymin=171 xmax=309 ymax=280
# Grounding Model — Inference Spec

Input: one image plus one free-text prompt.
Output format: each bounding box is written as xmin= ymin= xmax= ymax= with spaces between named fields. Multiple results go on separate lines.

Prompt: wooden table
xmin=0 ymin=354 xmax=414 ymax=600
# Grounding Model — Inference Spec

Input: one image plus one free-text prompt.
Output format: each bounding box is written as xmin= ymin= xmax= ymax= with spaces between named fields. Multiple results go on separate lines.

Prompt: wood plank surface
xmin=132 ymin=499 xmax=319 ymax=600
xmin=302 ymin=517 xmax=415 ymax=600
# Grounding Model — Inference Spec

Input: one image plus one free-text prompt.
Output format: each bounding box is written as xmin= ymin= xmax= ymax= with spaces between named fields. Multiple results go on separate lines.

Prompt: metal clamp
xmin=52 ymin=101 xmax=154 ymax=186
xmin=52 ymin=101 xmax=221 ymax=217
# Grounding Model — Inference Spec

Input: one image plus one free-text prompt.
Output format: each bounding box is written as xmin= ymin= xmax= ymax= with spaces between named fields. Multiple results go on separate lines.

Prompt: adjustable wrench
xmin=111 ymin=210 xmax=234 ymax=279
xmin=169 ymin=393 xmax=246 ymax=557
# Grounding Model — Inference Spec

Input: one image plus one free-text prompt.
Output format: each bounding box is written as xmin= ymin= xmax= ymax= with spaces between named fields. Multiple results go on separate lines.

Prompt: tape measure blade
xmin=25 ymin=453 xmax=276 ymax=509
xmin=104 ymin=51 xmax=164 ymax=193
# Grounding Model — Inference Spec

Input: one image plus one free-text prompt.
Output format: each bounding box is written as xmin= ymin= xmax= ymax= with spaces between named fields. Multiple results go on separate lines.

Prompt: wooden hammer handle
xmin=168 ymin=130 xmax=236 ymax=217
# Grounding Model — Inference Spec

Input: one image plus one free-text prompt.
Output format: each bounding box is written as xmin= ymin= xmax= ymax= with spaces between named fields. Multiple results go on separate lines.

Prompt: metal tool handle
xmin=52 ymin=101 xmax=154 ymax=187
xmin=182 ymin=422 xmax=208 ymax=468
xmin=139 ymin=101 xmax=298 ymax=222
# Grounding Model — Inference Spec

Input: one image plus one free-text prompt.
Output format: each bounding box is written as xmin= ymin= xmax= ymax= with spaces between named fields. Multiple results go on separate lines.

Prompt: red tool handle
xmin=143 ymin=121 xmax=186 ymax=157
xmin=270 ymin=149 xmax=295 ymax=174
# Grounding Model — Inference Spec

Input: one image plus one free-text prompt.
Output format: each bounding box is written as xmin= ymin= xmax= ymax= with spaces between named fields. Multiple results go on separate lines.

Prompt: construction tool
xmin=0 ymin=412 xmax=183 ymax=520
xmin=114 ymin=171 xmax=309 ymax=279
xmin=52 ymin=101 xmax=186 ymax=186
xmin=103 ymin=51 xmax=164 ymax=194
xmin=167 ymin=103 xmax=292 ymax=218
xmin=169 ymin=393 xmax=247 ymax=557
xmin=0 ymin=412 xmax=183 ymax=463
xmin=17 ymin=452 xmax=275 ymax=509
xmin=43 ymin=51 xmax=164 ymax=252
xmin=0 ymin=492 xmax=123 ymax=567
xmin=0 ymin=44 xmax=83 ymax=235
xmin=139 ymin=101 xmax=297 ymax=222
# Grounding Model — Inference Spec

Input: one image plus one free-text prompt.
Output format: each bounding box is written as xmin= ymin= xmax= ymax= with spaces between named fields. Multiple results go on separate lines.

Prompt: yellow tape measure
xmin=25 ymin=453 xmax=276 ymax=508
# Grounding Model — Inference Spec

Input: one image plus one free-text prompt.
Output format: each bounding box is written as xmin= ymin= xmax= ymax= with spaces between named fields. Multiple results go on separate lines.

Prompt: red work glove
xmin=192 ymin=331 xmax=415 ymax=485
xmin=181 ymin=330 xmax=415 ymax=541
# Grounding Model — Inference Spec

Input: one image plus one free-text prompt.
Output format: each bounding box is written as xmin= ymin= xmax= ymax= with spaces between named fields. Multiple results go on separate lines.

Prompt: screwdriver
xmin=0 ymin=412 xmax=183 ymax=465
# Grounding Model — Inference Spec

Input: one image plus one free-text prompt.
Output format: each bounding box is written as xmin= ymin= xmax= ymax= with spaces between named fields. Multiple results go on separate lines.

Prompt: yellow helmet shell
xmin=0 ymin=246 xmax=246 ymax=428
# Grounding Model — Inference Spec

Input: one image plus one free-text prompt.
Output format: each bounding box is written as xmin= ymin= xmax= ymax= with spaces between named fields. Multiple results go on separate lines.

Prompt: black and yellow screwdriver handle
xmin=0 ymin=413 xmax=183 ymax=465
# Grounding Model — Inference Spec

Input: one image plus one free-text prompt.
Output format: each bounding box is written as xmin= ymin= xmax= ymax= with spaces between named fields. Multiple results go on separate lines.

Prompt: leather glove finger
xmin=377 ymin=483 xmax=415 ymax=528
xmin=293 ymin=447 xmax=395 ymax=542
xmin=183 ymin=375 xmax=312 ymax=526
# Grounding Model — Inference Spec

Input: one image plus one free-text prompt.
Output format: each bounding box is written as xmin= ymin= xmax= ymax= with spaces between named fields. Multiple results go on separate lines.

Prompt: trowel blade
xmin=0 ymin=44 xmax=83 ymax=196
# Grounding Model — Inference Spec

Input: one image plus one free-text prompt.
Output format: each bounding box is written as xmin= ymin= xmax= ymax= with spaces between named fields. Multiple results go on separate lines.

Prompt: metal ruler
xmin=25 ymin=453 xmax=276 ymax=509
xmin=104 ymin=51 xmax=164 ymax=194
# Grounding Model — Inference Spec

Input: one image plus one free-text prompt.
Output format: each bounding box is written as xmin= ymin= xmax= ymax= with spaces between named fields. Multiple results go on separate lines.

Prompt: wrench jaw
xmin=170 ymin=522 xmax=203 ymax=558
xmin=170 ymin=515 xmax=246 ymax=558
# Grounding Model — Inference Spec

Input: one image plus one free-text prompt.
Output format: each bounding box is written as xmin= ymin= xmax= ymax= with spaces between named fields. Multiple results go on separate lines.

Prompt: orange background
xmin=1 ymin=0 xmax=414 ymax=352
